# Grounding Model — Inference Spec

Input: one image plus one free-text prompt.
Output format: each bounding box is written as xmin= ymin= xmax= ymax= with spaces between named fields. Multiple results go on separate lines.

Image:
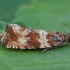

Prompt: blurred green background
xmin=0 ymin=0 xmax=70 ymax=70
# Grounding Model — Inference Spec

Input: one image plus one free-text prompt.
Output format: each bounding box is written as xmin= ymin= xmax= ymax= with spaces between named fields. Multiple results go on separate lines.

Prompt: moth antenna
xmin=62 ymin=25 xmax=69 ymax=33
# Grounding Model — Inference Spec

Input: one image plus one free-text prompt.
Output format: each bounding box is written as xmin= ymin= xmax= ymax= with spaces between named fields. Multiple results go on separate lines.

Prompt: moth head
xmin=66 ymin=33 xmax=70 ymax=42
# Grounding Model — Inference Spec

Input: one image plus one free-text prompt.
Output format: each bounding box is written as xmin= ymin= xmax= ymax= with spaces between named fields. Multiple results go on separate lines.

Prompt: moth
xmin=0 ymin=24 xmax=70 ymax=52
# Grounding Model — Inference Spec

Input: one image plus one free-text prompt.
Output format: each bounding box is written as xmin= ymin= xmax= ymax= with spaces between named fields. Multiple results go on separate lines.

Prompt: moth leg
xmin=42 ymin=48 xmax=47 ymax=54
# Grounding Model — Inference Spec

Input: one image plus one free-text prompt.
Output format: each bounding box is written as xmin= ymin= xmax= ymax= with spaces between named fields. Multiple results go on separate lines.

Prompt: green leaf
xmin=0 ymin=21 xmax=8 ymax=33
xmin=13 ymin=0 xmax=70 ymax=32
xmin=0 ymin=0 xmax=70 ymax=70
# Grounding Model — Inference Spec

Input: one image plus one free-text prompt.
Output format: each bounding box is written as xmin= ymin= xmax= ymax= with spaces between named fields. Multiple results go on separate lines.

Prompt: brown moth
xmin=0 ymin=24 xmax=70 ymax=51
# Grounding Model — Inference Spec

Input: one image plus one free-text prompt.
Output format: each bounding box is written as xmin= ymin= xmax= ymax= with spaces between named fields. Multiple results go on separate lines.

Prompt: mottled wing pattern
xmin=46 ymin=32 xmax=66 ymax=48
xmin=1 ymin=24 xmax=67 ymax=49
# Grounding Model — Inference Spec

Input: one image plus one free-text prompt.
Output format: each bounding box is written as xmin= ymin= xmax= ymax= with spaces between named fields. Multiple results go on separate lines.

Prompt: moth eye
xmin=67 ymin=37 xmax=70 ymax=42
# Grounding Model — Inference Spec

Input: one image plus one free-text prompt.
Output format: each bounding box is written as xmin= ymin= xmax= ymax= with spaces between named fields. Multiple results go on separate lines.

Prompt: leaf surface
xmin=0 ymin=0 xmax=70 ymax=70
